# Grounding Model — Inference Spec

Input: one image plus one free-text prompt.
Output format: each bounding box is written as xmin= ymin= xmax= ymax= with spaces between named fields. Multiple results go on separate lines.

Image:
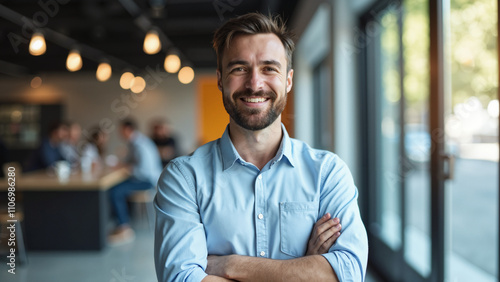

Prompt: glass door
xmin=365 ymin=0 xmax=499 ymax=281
xmin=443 ymin=0 xmax=499 ymax=280
xmin=403 ymin=0 xmax=432 ymax=279
xmin=363 ymin=1 xmax=433 ymax=280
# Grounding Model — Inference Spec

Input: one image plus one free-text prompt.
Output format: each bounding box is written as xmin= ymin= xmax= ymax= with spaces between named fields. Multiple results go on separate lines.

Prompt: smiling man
xmin=154 ymin=13 xmax=368 ymax=282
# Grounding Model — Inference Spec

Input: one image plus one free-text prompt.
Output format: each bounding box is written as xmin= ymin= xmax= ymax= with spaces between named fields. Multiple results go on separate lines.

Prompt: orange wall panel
xmin=197 ymin=76 xmax=229 ymax=145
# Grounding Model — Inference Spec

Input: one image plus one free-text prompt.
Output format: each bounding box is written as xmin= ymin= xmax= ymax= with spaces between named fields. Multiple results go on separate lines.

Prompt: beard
xmin=222 ymin=87 xmax=287 ymax=131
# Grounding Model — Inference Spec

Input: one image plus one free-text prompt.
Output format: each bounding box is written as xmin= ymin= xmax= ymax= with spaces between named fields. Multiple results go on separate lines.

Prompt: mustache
xmin=233 ymin=89 xmax=277 ymax=100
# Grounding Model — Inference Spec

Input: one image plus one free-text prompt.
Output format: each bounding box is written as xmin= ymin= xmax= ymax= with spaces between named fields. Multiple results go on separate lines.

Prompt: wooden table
xmin=0 ymin=168 xmax=128 ymax=251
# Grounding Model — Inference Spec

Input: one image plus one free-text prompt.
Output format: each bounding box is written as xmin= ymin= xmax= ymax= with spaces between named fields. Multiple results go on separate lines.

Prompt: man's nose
xmin=245 ymin=69 xmax=264 ymax=91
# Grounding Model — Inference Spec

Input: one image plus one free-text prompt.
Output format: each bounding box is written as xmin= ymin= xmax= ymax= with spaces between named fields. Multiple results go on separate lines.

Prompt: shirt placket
xmin=255 ymin=172 xmax=268 ymax=258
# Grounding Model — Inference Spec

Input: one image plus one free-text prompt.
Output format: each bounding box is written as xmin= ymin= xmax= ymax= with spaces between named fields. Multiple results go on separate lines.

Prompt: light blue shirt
xmin=125 ymin=131 xmax=163 ymax=186
xmin=154 ymin=125 xmax=368 ymax=282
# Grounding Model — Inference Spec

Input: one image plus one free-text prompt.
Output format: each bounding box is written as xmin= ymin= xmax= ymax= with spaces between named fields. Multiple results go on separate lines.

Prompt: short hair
xmin=213 ymin=13 xmax=295 ymax=72
xmin=121 ymin=118 xmax=137 ymax=130
xmin=48 ymin=120 xmax=67 ymax=134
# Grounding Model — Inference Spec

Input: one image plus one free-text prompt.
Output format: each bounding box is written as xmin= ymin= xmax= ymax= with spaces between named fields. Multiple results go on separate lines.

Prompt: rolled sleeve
xmin=154 ymin=160 xmax=208 ymax=282
xmin=319 ymin=156 xmax=368 ymax=282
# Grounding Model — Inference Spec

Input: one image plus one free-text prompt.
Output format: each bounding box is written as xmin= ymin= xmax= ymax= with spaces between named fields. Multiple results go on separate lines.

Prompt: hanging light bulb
xmin=29 ymin=32 xmax=46 ymax=56
xmin=31 ymin=76 xmax=42 ymax=88
xmin=120 ymin=72 xmax=134 ymax=89
xmin=96 ymin=62 xmax=112 ymax=82
xmin=178 ymin=66 xmax=194 ymax=84
xmin=164 ymin=54 xmax=181 ymax=73
xmin=66 ymin=50 xmax=82 ymax=72
xmin=143 ymin=29 xmax=161 ymax=55
xmin=130 ymin=76 xmax=146 ymax=93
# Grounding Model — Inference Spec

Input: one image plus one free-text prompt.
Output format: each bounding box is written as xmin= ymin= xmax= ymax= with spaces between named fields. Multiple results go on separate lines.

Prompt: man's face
xmin=217 ymin=33 xmax=293 ymax=131
xmin=120 ymin=126 xmax=132 ymax=140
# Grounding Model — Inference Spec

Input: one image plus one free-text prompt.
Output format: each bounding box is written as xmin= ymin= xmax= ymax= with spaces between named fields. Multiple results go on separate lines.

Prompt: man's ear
xmin=286 ymin=69 xmax=294 ymax=93
xmin=216 ymin=69 xmax=223 ymax=91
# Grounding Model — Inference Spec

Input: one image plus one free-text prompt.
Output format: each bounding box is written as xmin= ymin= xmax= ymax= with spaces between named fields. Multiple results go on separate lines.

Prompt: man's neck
xmin=228 ymin=118 xmax=283 ymax=170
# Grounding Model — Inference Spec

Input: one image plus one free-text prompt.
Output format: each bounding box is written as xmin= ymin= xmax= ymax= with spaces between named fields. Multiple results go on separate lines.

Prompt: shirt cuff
xmin=185 ymin=267 xmax=208 ymax=282
xmin=321 ymin=252 xmax=364 ymax=282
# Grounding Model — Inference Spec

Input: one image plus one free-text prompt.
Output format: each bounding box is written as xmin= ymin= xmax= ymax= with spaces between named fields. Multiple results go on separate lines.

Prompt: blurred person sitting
xmin=26 ymin=121 xmax=69 ymax=171
xmin=60 ymin=121 xmax=82 ymax=167
xmin=150 ymin=119 xmax=179 ymax=167
xmin=81 ymin=127 xmax=108 ymax=167
xmin=108 ymin=118 xmax=162 ymax=245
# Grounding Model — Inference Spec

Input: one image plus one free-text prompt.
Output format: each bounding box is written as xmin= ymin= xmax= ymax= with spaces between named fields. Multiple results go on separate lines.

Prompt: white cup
xmin=54 ymin=161 xmax=71 ymax=183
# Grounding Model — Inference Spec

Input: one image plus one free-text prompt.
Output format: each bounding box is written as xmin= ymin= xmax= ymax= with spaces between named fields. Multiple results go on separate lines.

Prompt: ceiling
xmin=0 ymin=0 xmax=299 ymax=77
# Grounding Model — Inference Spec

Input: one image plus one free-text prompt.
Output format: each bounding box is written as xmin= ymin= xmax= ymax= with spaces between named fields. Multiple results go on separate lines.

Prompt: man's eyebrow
xmin=226 ymin=60 xmax=249 ymax=68
xmin=226 ymin=60 xmax=282 ymax=69
xmin=260 ymin=60 xmax=281 ymax=68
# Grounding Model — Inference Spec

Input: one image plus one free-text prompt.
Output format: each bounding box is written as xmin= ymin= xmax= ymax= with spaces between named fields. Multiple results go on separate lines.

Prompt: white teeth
xmin=243 ymin=97 xmax=266 ymax=103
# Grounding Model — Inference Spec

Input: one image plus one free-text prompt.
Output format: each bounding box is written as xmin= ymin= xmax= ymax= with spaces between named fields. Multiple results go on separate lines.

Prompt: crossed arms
xmin=203 ymin=214 xmax=341 ymax=281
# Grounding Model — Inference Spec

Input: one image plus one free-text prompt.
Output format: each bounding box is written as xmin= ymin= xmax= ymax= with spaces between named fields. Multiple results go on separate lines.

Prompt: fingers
xmin=316 ymin=224 xmax=341 ymax=253
xmin=313 ymin=219 xmax=341 ymax=246
xmin=314 ymin=213 xmax=332 ymax=228
xmin=306 ymin=214 xmax=342 ymax=255
xmin=315 ymin=217 xmax=339 ymax=238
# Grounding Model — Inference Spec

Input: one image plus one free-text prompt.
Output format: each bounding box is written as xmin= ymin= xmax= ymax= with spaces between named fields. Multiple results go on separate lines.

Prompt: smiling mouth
xmin=241 ymin=97 xmax=269 ymax=103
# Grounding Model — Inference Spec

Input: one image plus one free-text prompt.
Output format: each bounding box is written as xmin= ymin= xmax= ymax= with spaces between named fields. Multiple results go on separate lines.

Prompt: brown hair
xmin=213 ymin=13 xmax=295 ymax=72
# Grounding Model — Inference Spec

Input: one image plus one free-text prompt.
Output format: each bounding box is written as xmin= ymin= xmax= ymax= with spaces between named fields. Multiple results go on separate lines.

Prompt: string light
xmin=120 ymin=72 xmax=134 ymax=89
xmin=164 ymin=54 xmax=181 ymax=73
xmin=96 ymin=62 xmax=112 ymax=82
xmin=178 ymin=66 xmax=194 ymax=84
xmin=66 ymin=50 xmax=82 ymax=72
xmin=143 ymin=29 xmax=161 ymax=55
xmin=31 ymin=76 xmax=42 ymax=88
xmin=29 ymin=32 xmax=46 ymax=56
xmin=130 ymin=76 xmax=146 ymax=93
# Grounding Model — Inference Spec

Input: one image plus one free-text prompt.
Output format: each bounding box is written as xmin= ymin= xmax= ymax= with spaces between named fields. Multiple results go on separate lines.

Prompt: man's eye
xmin=264 ymin=67 xmax=278 ymax=72
xmin=231 ymin=67 xmax=245 ymax=73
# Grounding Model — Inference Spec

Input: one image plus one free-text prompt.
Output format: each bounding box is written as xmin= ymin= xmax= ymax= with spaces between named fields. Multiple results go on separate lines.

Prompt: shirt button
xmin=258 ymin=213 xmax=263 ymax=219
xmin=258 ymin=175 xmax=262 ymax=180
xmin=260 ymin=251 xmax=265 ymax=257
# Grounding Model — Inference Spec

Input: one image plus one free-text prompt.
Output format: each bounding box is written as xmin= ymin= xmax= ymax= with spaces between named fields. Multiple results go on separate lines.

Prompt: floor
xmin=0 ymin=220 xmax=384 ymax=282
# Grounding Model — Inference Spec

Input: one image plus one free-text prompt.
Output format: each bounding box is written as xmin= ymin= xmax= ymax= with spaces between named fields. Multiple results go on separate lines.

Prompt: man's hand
xmin=306 ymin=213 xmax=341 ymax=256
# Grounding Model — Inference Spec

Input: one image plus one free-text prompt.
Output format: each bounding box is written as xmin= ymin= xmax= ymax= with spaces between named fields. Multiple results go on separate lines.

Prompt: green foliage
xmin=450 ymin=0 xmax=498 ymax=108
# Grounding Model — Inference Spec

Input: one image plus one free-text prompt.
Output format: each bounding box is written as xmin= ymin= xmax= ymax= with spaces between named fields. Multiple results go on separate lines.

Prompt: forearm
xmin=215 ymin=255 xmax=338 ymax=282
xmin=202 ymin=275 xmax=235 ymax=282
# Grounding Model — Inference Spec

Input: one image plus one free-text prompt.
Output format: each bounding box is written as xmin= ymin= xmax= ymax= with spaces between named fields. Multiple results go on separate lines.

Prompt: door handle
xmin=442 ymin=154 xmax=455 ymax=180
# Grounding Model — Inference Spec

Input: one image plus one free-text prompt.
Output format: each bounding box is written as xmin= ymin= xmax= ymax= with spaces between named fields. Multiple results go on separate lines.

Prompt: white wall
xmin=292 ymin=0 xmax=377 ymax=183
xmin=293 ymin=2 xmax=330 ymax=147
xmin=0 ymin=69 xmax=213 ymax=156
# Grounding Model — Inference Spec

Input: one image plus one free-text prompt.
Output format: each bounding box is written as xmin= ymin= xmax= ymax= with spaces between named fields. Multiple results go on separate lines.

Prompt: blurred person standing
xmin=108 ymin=118 xmax=162 ymax=245
xmin=150 ymin=119 xmax=179 ymax=167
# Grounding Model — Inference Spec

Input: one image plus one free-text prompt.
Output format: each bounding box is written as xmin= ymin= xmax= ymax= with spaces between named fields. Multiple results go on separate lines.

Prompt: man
xmin=150 ymin=118 xmax=179 ymax=167
xmin=155 ymin=13 xmax=368 ymax=281
xmin=26 ymin=121 xmax=69 ymax=171
xmin=108 ymin=118 xmax=162 ymax=244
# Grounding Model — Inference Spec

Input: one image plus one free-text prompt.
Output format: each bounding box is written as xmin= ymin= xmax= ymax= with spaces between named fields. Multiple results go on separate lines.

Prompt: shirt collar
xmin=219 ymin=124 xmax=295 ymax=171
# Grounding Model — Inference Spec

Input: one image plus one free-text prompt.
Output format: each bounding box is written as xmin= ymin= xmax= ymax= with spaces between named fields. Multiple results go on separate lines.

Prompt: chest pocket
xmin=279 ymin=201 xmax=318 ymax=257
